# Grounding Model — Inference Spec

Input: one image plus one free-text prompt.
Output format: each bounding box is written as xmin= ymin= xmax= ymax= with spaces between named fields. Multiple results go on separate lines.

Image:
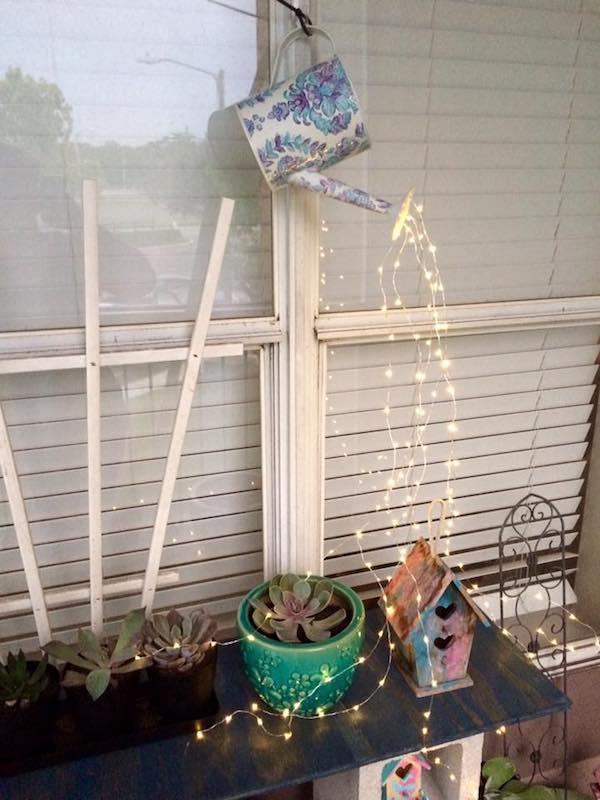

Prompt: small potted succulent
xmin=237 ymin=574 xmax=365 ymax=716
xmin=0 ymin=651 xmax=60 ymax=761
xmin=43 ymin=608 xmax=146 ymax=737
xmin=142 ymin=607 xmax=218 ymax=721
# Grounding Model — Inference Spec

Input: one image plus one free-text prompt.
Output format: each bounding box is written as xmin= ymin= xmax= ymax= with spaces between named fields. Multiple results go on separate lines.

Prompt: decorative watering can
xmin=235 ymin=26 xmax=392 ymax=213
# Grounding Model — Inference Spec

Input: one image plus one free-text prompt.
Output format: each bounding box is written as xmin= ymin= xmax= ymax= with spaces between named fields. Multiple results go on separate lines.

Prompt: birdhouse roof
xmin=382 ymin=538 xmax=489 ymax=639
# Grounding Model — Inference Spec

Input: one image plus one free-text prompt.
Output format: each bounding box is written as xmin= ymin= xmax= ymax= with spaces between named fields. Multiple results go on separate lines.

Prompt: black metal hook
xmin=274 ymin=0 xmax=313 ymax=36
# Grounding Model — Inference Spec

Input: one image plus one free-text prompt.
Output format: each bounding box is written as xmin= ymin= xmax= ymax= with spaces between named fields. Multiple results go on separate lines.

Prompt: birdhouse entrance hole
xmin=395 ymin=763 xmax=412 ymax=780
xmin=435 ymin=602 xmax=456 ymax=620
xmin=434 ymin=635 xmax=455 ymax=650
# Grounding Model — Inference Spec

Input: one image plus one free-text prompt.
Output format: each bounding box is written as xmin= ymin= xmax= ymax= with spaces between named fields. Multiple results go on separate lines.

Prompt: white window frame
xmin=280 ymin=0 xmax=600 ymax=670
xmin=1 ymin=2 xmax=600 ymax=663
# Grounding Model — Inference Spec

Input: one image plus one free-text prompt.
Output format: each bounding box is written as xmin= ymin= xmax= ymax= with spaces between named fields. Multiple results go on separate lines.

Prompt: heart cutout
xmin=434 ymin=634 xmax=455 ymax=650
xmin=435 ymin=602 xmax=456 ymax=620
xmin=395 ymin=763 xmax=412 ymax=780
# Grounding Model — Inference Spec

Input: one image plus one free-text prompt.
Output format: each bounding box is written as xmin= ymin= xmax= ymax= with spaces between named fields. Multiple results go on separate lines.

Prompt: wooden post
xmin=0 ymin=403 xmax=51 ymax=644
xmin=83 ymin=178 xmax=103 ymax=635
xmin=141 ymin=198 xmax=235 ymax=613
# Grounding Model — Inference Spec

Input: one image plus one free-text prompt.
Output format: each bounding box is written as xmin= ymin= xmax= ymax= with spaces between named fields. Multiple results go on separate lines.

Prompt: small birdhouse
xmin=382 ymin=538 xmax=489 ymax=696
xmin=381 ymin=753 xmax=431 ymax=800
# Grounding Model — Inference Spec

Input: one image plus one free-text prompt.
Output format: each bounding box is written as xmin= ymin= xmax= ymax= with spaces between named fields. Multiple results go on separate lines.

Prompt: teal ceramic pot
xmin=237 ymin=579 xmax=365 ymax=716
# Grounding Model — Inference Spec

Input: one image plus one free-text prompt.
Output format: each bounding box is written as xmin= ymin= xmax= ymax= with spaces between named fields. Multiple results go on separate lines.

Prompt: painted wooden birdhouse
xmin=381 ymin=753 xmax=431 ymax=800
xmin=382 ymin=538 xmax=489 ymax=696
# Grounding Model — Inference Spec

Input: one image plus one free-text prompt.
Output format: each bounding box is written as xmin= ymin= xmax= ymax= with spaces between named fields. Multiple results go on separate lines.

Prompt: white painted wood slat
xmin=141 ymin=198 xmax=235 ymax=613
xmin=83 ymin=178 xmax=104 ymax=635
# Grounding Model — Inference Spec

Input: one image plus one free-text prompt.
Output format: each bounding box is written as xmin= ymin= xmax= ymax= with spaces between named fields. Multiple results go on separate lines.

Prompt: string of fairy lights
xmin=182 ymin=189 xmax=598 ymax=797
xmin=187 ymin=193 xmax=468 ymax=778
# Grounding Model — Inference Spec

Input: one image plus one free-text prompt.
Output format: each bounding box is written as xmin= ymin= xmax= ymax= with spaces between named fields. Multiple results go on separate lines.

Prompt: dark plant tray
xmin=0 ymin=676 xmax=219 ymax=777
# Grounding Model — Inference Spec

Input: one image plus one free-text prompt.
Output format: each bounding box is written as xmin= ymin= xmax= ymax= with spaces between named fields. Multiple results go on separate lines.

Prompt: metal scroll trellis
xmin=499 ymin=492 xmax=568 ymax=795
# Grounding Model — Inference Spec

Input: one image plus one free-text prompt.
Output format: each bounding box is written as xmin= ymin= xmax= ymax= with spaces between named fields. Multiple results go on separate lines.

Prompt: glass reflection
xmin=0 ymin=0 xmax=271 ymax=331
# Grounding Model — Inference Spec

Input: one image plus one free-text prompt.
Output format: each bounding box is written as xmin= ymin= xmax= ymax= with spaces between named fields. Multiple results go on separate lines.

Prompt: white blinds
xmin=316 ymin=0 xmax=600 ymax=311
xmin=324 ymin=326 xmax=599 ymax=602
xmin=0 ymin=0 xmax=271 ymax=330
xmin=0 ymin=353 xmax=262 ymax=655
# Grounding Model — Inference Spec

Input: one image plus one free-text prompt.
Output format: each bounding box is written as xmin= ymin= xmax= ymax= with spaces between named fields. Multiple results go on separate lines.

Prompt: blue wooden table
xmin=1 ymin=609 xmax=569 ymax=800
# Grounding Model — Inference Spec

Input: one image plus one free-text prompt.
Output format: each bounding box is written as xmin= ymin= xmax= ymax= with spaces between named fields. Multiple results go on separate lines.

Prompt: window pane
xmin=316 ymin=0 xmax=600 ymax=312
xmin=0 ymin=353 xmax=262 ymax=653
xmin=0 ymin=0 xmax=272 ymax=331
xmin=323 ymin=327 xmax=599 ymax=609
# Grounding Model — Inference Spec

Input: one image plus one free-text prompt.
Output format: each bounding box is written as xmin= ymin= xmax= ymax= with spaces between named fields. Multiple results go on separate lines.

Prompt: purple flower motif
xmin=268 ymin=102 xmax=290 ymax=122
xmin=243 ymin=118 xmax=255 ymax=137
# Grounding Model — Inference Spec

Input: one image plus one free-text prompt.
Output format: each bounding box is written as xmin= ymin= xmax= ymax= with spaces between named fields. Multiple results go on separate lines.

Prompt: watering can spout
xmin=286 ymin=170 xmax=394 ymax=215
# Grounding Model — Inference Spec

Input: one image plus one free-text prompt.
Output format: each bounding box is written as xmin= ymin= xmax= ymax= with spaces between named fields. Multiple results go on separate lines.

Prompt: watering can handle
xmin=270 ymin=25 xmax=336 ymax=88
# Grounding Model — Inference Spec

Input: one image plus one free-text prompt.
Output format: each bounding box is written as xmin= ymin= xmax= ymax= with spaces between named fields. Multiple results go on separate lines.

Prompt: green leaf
xmin=16 ymin=651 xmax=27 ymax=683
xmin=252 ymin=608 xmax=274 ymax=635
xmin=301 ymin=622 xmax=331 ymax=642
xmin=517 ymin=787 xmax=557 ymax=800
xmin=503 ymin=780 xmax=529 ymax=793
xmin=293 ymin=579 xmax=311 ymax=604
xmin=312 ymin=608 xmax=347 ymax=630
xmin=111 ymin=608 xmax=145 ymax=663
xmin=268 ymin=583 xmax=283 ymax=606
xmin=43 ymin=640 xmax=98 ymax=671
xmin=153 ymin=614 xmax=171 ymax=641
xmin=171 ymin=625 xmax=182 ymax=642
xmin=313 ymin=580 xmax=333 ymax=610
xmin=111 ymin=645 xmax=138 ymax=666
xmin=27 ymin=657 xmax=48 ymax=686
xmin=85 ymin=669 xmax=111 ymax=701
xmin=280 ymin=574 xmax=299 ymax=592
xmin=114 ymin=657 xmax=150 ymax=673
xmin=483 ymin=758 xmax=517 ymax=792
xmin=249 ymin=597 xmax=273 ymax=618
xmin=78 ymin=629 xmax=105 ymax=667
xmin=0 ymin=666 xmax=11 ymax=690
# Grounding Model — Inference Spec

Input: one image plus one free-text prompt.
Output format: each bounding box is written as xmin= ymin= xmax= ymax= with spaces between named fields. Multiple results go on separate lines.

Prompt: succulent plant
xmin=250 ymin=574 xmax=347 ymax=643
xmin=0 ymin=651 xmax=49 ymax=708
xmin=43 ymin=608 xmax=147 ymax=701
xmin=482 ymin=757 xmax=590 ymax=800
xmin=142 ymin=608 xmax=217 ymax=673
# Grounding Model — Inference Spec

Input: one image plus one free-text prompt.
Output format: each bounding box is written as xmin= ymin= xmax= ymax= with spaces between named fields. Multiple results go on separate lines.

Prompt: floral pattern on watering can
xmin=236 ymin=55 xmax=370 ymax=190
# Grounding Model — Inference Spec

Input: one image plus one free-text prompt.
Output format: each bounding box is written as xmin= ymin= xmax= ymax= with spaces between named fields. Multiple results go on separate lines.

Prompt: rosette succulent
xmin=0 ymin=651 xmax=49 ymax=708
xmin=43 ymin=608 xmax=146 ymax=700
xmin=142 ymin=608 xmax=217 ymax=673
xmin=250 ymin=574 xmax=347 ymax=643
